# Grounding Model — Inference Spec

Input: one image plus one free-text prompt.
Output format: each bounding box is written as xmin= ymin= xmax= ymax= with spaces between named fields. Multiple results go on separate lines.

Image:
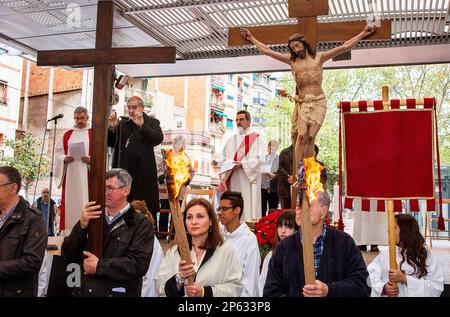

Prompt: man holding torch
xmin=263 ymin=159 xmax=370 ymax=297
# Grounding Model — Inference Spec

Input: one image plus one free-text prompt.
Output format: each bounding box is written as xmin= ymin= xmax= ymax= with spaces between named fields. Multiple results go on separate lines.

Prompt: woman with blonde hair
xmin=156 ymin=198 xmax=243 ymax=297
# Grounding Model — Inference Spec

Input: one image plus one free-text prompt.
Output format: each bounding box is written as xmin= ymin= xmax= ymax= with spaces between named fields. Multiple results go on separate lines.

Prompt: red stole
xmin=221 ymin=132 xmax=259 ymax=191
xmin=60 ymin=128 xmax=91 ymax=230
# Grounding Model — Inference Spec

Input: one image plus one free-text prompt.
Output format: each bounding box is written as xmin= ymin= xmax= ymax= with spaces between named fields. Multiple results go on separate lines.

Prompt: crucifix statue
xmin=228 ymin=0 xmax=391 ymax=209
xmin=37 ymin=1 xmax=176 ymax=256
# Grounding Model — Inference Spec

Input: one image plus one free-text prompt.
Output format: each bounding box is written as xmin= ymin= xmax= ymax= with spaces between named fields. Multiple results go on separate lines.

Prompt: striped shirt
xmin=0 ymin=200 xmax=20 ymax=229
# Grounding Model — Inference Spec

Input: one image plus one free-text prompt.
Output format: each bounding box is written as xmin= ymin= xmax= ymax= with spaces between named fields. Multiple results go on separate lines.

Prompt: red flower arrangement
xmin=255 ymin=210 xmax=283 ymax=260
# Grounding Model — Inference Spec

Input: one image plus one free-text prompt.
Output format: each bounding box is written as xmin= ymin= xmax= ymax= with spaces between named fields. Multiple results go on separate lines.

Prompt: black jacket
xmin=276 ymin=145 xmax=293 ymax=198
xmin=0 ymin=196 xmax=47 ymax=297
xmin=264 ymin=227 xmax=370 ymax=297
xmin=107 ymin=113 xmax=163 ymax=218
xmin=61 ymin=206 xmax=154 ymax=297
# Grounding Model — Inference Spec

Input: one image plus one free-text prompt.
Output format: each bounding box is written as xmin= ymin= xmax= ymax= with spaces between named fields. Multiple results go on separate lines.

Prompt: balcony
xmin=211 ymin=75 xmax=225 ymax=90
xmin=210 ymin=100 xmax=225 ymax=112
xmin=253 ymin=97 xmax=269 ymax=106
xmin=209 ymin=122 xmax=226 ymax=135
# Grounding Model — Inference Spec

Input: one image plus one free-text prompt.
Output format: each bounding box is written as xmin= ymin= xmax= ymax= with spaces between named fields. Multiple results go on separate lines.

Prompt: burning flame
xmin=164 ymin=149 xmax=191 ymax=200
xmin=303 ymin=157 xmax=325 ymax=204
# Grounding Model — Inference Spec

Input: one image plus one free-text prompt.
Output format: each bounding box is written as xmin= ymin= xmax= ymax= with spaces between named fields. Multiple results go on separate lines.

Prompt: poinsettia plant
xmin=255 ymin=210 xmax=283 ymax=260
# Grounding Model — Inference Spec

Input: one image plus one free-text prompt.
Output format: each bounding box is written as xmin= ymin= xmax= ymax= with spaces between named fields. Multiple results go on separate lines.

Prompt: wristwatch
xmin=175 ymin=273 xmax=185 ymax=286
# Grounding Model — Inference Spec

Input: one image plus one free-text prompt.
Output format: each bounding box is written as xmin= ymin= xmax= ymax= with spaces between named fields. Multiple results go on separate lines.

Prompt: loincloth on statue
xmin=291 ymin=94 xmax=327 ymax=133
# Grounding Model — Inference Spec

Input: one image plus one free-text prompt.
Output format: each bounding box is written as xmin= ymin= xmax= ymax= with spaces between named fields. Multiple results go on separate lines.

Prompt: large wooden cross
xmin=37 ymin=1 xmax=176 ymax=257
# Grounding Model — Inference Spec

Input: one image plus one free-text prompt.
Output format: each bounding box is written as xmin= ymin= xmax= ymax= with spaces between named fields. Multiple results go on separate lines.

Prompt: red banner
xmin=344 ymin=109 xmax=434 ymax=199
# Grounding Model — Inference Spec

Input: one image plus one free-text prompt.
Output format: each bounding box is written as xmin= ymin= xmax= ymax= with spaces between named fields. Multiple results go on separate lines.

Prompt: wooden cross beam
xmin=37 ymin=1 xmax=176 ymax=257
xmin=228 ymin=0 xmax=391 ymax=48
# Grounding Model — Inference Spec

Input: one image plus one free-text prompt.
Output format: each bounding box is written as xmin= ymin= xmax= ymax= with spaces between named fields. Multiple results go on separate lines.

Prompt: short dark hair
xmin=183 ymin=198 xmax=223 ymax=251
xmin=0 ymin=166 xmax=21 ymax=193
xmin=236 ymin=110 xmax=251 ymax=122
xmin=220 ymin=191 xmax=244 ymax=218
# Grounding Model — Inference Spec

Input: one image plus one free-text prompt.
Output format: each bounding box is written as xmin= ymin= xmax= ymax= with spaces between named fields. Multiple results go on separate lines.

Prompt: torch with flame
xmin=161 ymin=148 xmax=195 ymax=284
xmin=163 ymin=149 xmax=192 ymax=200
xmin=296 ymin=156 xmax=327 ymax=285
xmin=303 ymin=157 xmax=326 ymax=203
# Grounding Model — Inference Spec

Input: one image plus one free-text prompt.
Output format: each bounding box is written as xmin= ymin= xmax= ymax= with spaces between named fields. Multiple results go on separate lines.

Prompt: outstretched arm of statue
xmin=320 ymin=25 xmax=376 ymax=63
xmin=240 ymin=28 xmax=291 ymax=65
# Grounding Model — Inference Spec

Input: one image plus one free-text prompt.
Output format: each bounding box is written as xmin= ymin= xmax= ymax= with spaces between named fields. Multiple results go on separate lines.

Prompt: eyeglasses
xmin=216 ymin=206 xmax=233 ymax=212
xmin=235 ymin=118 xmax=247 ymax=122
xmin=105 ymin=186 xmax=126 ymax=193
xmin=0 ymin=182 xmax=13 ymax=188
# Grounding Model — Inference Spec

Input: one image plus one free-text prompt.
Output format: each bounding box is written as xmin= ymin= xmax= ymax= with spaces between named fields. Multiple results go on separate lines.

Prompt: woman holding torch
xmin=156 ymin=198 xmax=243 ymax=297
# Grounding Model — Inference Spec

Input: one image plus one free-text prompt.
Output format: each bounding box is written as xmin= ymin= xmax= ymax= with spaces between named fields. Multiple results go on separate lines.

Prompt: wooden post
xmin=300 ymin=191 xmax=316 ymax=285
xmin=170 ymin=199 xmax=195 ymax=284
xmin=86 ymin=1 xmax=115 ymax=257
xmin=382 ymin=86 xmax=397 ymax=288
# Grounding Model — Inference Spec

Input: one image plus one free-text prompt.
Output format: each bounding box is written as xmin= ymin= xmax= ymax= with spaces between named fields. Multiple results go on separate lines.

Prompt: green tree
xmin=0 ymin=132 xmax=49 ymax=199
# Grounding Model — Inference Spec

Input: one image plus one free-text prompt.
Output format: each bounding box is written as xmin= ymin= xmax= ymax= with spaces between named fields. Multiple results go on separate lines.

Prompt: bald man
xmin=108 ymin=96 xmax=163 ymax=222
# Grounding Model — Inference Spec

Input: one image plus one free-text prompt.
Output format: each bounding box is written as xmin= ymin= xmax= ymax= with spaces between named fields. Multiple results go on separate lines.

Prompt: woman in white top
xmin=368 ymin=213 xmax=444 ymax=297
xmin=258 ymin=209 xmax=298 ymax=296
xmin=156 ymin=198 xmax=243 ymax=297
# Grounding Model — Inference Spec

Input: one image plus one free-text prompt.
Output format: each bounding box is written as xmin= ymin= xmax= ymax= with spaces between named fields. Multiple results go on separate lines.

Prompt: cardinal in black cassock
xmin=108 ymin=97 xmax=163 ymax=222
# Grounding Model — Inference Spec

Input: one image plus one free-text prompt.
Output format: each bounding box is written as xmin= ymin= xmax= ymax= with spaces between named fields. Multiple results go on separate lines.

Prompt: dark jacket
xmin=61 ymin=205 xmax=154 ymax=297
xmin=107 ymin=113 xmax=163 ymax=219
xmin=276 ymin=145 xmax=293 ymax=198
xmin=0 ymin=196 xmax=47 ymax=297
xmin=264 ymin=227 xmax=370 ymax=297
xmin=34 ymin=197 xmax=56 ymax=236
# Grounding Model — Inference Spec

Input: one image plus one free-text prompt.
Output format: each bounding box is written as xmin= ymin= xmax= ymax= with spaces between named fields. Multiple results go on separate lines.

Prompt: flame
xmin=164 ymin=149 xmax=191 ymax=200
xmin=303 ymin=157 xmax=325 ymax=204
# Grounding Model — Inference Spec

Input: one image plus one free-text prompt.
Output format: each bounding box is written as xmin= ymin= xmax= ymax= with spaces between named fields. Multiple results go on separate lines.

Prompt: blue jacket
xmin=264 ymin=227 xmax=370 ymax=297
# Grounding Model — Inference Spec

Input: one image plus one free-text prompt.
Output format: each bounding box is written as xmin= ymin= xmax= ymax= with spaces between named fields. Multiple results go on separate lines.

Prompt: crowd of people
xmin=0 ymin=29 xmax=445 ymax=296
xmin=0 ymin=162 xmax=444 ymax=297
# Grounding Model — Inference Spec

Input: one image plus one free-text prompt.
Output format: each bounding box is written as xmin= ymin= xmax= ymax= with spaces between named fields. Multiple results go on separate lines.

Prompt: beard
xmin=237 ymin=126 xmax=245 ymax=135
xmin=295 ymin=48 xmax=307 ymax=60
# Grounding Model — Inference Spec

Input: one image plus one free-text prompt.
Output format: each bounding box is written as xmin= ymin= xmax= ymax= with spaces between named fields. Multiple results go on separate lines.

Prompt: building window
xmin=0 ymin=80 xmax=7 ymax=105
xmin=226 ymin=119 xmax=233 ymax=129
xmin=227 ymin=74 xmax=233 ymax=83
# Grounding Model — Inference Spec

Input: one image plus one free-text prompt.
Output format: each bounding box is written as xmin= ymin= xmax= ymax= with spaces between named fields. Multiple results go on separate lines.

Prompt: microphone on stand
xmin=47 ymin=113 xmax=64 ymax=122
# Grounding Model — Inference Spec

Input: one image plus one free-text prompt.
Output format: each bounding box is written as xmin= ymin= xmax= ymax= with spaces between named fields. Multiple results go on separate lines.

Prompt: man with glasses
xmin=61 ymin=168 xmax=154 ymax=297
xmin=218 ymin=110 xmax=265 ymax=222
xmin=217 ymin=191 xmax=260 ymax=297
xmin=108 ymin=96 xmax=163 ymax=224
xmin=0 ymin=166 xmax=47 ymax=297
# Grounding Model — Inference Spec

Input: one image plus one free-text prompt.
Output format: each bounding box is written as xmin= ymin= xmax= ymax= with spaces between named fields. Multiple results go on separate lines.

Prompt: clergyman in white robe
xmin=368 ymin=246 xmax=444 ymax=297
xmin=219 ymin=127 xmax=265 ymax=221
xmin=54 ymin=125 xmax=90 ymax=235
xmin=352 ymin=198 xmax=388 ymax=247
xmin=222 ymin=222 xmax=261 ymax=297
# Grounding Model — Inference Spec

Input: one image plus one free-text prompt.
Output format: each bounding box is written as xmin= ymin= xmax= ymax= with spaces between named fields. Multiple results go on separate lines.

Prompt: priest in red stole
xmin=55 ymin=106 xmax=91 ymax=235
xmin=219 ymin=110 xmax=265 ymax=221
